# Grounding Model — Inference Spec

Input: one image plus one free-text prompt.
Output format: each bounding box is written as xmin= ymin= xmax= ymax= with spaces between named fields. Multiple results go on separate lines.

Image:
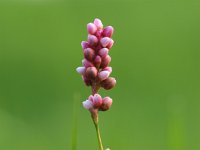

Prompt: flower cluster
xmin=83 ymin=94 xmax=113 ymax=111
xmin=76 ymin=18 xmax=116 ymax=112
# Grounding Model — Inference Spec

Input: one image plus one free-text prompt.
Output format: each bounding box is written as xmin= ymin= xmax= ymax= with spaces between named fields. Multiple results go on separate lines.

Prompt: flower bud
xmin=82 ymin=76 xmax=92 ymax=86
xmin=88 ymin=34 xmax=98 ymax=46
xmin=95 ymin=29 xmax=103 ymax=38
xmin=94 ymin=55 xmax=102 ymax=68
xmin=101 ymin=77 xmax=116 ymax=90
xmin=87 ymin=23 xmax=97 ymax=34
xmin=88 ymin=95 xmax=94 ymax=102
xmin=99 ymin=48 xmax=109 ymax=58
xmin=98 ymin=71 xmax=110 ymax=81
xmin=82 ymin=100 xmax=93 ymax=110
xmin=76 ymin=67 xmax=86 ymax=75
xmin=100 ymin=37 xmax=111 ymax=47
xmin=99 ymin=97 xmax=112 ymax=111
xmin=85 ymin=67 xmax=97 ymax=79
xmin=103 ymin=66 xmax=112 ymax=73
xmin=107 ymin=39 xmax=114 ymax=49
xmin=100 ymin=55 xmax=111 ymax=68
xmin=94 ymin=18 xmax=103 ymax=29
xmin=81 ymin=41 xmax=89 ymax=49
xmin=84 ymin=48 xmax=95 ymax=61
xmin=93 ymin=94 xmax=103 ymax=108
xmin=103 ymin=26 xmax=114 ymax=37
xmin=82 ymin=59 xmax=94 ymax=68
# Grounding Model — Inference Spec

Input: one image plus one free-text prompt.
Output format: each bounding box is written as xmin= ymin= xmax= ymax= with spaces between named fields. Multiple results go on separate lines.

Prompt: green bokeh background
xmin=0 ymin=0 xmax=200 ymax=150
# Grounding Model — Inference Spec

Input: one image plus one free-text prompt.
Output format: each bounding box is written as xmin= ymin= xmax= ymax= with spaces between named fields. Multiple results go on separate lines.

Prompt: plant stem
xmin=92 ymin=116 xmax=104 ymax=150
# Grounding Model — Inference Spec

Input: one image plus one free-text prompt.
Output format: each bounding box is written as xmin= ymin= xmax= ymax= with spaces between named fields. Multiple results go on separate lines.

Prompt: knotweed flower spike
xmin=76 ymin=18 xmax=116 ymax=150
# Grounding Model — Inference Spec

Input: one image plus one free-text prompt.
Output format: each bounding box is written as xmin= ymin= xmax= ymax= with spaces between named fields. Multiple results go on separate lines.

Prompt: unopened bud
xmin=101 ymin=77 xmax=116 ymax=90
xmin=103 ymin=66 xmax=112 ymax=73
xmin=98 ymin=71 xmax=110 ymax=81
xmin=99 ymin=48 xmax=109 ymax=58
xmin=87 ymin=23 xmax=97 ymax=34
xmin=82 ymin=100 xmax=93 ymax=110
xmin=103 ymin=26 xmax=114 ymax=37
xmin=94 ymin=18 xmax=103 ymax=29
xmin=95 ymin=29 xmax=103 ymax=38
xmin=100 ymin=55 xmax=111 ymax=68
xmin=100 ymin=37 xmax=111 ymax=47
xmin=88 ymin=35 xmax=98 ymax=46
xmin=84 ymin=48 xmax=95 ymax=61
xmin=99 ymin=97 xmax=112 ymax=111
xmin=82 ymin=59 xmax=94 ymax=68
xmin=85 ymin=67 xmax=97 ymax=79
xmin=88 ymin=95 xmax=94 ymax=102
xmin=107 ymin=39 xmax=114 ymax=49
xmin=81 ymin=41 xmax=89 ymax=49
xmin=94 ymin=55 xmax=102 ymax=68
xmin=93 ymin=94 xmax=103 ymax=108
xmin=76 ymin=67 xmax=86 ymax=75
xmin=82 ymin=76 xmax=92 ymax=86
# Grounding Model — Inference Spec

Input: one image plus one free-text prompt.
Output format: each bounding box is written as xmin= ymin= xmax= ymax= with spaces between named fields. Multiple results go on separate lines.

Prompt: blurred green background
xmin=0 ymin=0 xmax=200 ymax=150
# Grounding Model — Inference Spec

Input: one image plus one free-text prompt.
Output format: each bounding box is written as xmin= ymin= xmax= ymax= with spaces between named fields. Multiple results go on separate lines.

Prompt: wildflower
xmin=76 ymin=18 xmax=116 ymax=150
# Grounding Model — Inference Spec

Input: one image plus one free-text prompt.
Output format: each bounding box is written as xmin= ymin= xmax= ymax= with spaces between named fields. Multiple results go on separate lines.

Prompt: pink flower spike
xmin=100 ymin=37 xmax=111 ymax=47
xmin=99 ymin=48 xmax=109 ymax=58
xmin=100 ymin=97 xmax=113 ymax=111
xmin=88 ymin=34 xmax=98 ymax=46
xmin=93 ymin=94 xmax=103 ymax=108
xmin=87 ymin=23 xmax=97 ymax=35
xmin=94 ymin=18 xmax=103 ymax=29
xmin=98 ymin=71 xmax=110 ymax=81
xmin=103 ymin=26 xmax=114 ymax=37
xmin=81 ymin=41 xmax=89 ymax=50
xmin=76 ymin=67 xmax=86 ymax=75
xmin=82 ymin=100 xmax=93 ymax=110
xmin=107 ymin=39 xmax=114 ymax=49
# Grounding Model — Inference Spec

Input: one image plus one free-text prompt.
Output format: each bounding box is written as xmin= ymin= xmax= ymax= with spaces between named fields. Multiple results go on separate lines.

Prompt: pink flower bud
xmin=98 ymin=71 xmax=110 ymax=81
xmin=82 ymin=76 xmax=92 ymax=86
xmin=98 ymin=48 xmax=109 ymax=58
xmin=99 ymin=97 xmax=113 ymax=111
xmin=100 ymin=37 xmax=111 ymax=47
xmin=82 ymin=59 xmax=94 ymax=68
xmin=93 ymin=94 xmax=103 ymax=108
xmin=87 ymin=23 xmax=97 ymax=35
xmin=88 ymin=35 xmax=98 ymax=46
xmin=101 ymin=77 xmax=116 ymax=90
xmin=103 ymin=67 xmax=112 ymax=73
xmin=107 ymin=39 xmax=114 ymax=49
xmin=85 ymin=67 xmax=97 ymax=79
xmin=94 ymin=18 xmax=103 ymax=29
xmin=95 ymin=29 xmax=103 ymax=38
xmin=84 ymin=48 xmax=95 ymax=61
xmin=76 ymin=67 xmax=86 ymax=75
xmin=88 ymin=95 xmax=94 ymax=102
xmin=82 ymin=100 xmax=93 ymax=110
xmin=103 ymin=26 xmax=114 ymax=37
xmin=94 ymin=55 xmax=102 ymax=67
xmin=81 ymin=41 xmax=89 ymax=49
xmin=100 ymin=55 xmax=111 ymax=68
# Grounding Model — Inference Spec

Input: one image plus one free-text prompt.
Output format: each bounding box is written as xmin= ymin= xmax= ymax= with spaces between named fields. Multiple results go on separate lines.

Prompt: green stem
xmin=92 ymin=115 xmax=104 ymax=150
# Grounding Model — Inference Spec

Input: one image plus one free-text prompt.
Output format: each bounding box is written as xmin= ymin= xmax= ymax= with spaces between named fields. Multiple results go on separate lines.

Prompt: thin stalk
xmin=92 ymin=116 xmax=104 ymax=150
